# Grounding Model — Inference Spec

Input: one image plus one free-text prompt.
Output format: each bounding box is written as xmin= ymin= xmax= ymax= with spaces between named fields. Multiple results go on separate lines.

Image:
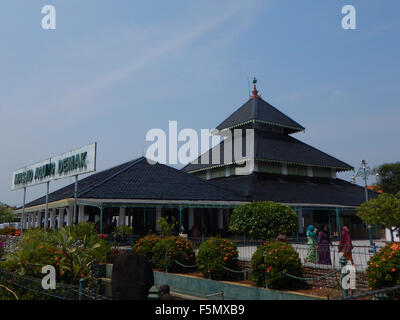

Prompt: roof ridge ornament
xmin=250 ymin=77 xmax=260 ymax=99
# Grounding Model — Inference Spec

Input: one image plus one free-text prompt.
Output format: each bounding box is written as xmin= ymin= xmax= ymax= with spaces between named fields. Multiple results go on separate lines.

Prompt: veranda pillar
xmin=66 ymin=205 xmax=73 ymax=226
xmin=78 ymin=205 xmax=85 ymax=223
xmin=35 ymin=211 xmax=40 ymax=228
xmin=118 ymin=207 xmax=126 ymax=226
xmin=188 ymin=208 xmax=194 ymax=231
xmin=26 ymin=213 xmax=31 ymax=229
xmin=156 ymin=207 xmax=162 ymax=231
xmin=50 ymin=209 xmax=56 ymax=229
xmin=217 ymin=209 xmax=223 ymax=230
xmin=58 ymin=208 xmax=64 ymax=229
xmin=37 ymin=211 xmax=42 ymax=228
xmin=336 ymin=208 xmax=341 ymax=241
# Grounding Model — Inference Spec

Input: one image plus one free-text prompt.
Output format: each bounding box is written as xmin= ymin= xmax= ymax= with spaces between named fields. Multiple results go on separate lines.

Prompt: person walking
xmin=305 ymin=225 xmax=318 ymax=263
xmin=338 ymin=226 xmax=354 ymax=265
xmin=317 ymin=225 xmax=332 ymax=265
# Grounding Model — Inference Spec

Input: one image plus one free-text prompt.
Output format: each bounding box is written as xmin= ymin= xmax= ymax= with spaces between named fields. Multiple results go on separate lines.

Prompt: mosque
xmin=16 ymin=81 xmax=380 ymax=240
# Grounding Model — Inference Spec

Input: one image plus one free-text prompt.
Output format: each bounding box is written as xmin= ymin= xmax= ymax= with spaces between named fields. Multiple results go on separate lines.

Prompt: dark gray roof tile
xmin=182 ymin=130 xmax=353 ymax=172
xmin=24 ymin=157 xmax=246 ymax=208
xmin=209 ymin=173 xmax=378 ymax=207
xmin=215 ymin=97 xmax=304 ymax=133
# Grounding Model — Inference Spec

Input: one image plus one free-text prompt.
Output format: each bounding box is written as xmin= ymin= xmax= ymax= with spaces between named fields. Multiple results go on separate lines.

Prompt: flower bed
xmin=0 ymin=223 xmax=110 ymax=285
xmin=0 ymin=227 xmax=20 ymax=237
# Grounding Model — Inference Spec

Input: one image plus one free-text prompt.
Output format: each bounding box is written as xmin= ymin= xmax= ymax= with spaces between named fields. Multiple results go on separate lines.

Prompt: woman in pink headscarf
xmin=338 ymin=226 xmax=354 ymax=265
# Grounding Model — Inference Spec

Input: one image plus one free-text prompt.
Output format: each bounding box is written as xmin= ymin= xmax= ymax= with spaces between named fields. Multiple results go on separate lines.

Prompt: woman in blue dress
xmin=305 ymin=225 xmax=318 ymax=263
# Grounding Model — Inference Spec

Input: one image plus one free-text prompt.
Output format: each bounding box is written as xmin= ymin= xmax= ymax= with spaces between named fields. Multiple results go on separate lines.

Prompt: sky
xmin=1 ymin=0 xmax=399 ymax=206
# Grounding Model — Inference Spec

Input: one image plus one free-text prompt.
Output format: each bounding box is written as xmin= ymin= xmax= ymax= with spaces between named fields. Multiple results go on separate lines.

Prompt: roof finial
xmin=251 ymin=77 xmax=260 ymax=99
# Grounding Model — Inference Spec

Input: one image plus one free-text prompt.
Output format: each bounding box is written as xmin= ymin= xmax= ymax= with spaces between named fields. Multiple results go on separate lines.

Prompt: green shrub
xmin=153 ymin=236 xmax=196 ymax=273
xmin=196 ymin=237 xmax=239 ymax=280
xmin=0 ymin=224 xmax=110 ymax=285
xmin=112 ymin=225 xmax=134 ymax=246
xmin=366 ymin=242 xmax=400 ymax=298
xmin=1 ymin=228 xmax=57 ymax=278
xmin=65 ymin=221 xmax=97 ymax=239
xmin=112 ymin=225 xmax=133 ymax=237
xmin=250 ymin=241 xmax=303 ymax=289
xmin=229 ymin=201 xmax=298 ymax=240
xmin=157 ymin=216 xmax=178 ymax=237
xmin=133 ymin=235 xmax=161 ymax=261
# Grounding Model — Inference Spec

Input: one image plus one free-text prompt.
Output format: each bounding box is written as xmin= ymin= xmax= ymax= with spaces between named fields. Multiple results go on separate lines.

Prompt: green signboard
xmin=11 ymin=143 xmax=96 ymax=190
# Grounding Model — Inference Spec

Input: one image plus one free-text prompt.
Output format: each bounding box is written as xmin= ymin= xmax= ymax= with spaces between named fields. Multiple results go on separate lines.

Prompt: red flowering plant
xmin=0 ymin=228 xmax=61 ymax=278
xmin=250 ymin=241 xmax=303 ymax=289
xmin=133 ymin=235 xmax=161 ymax=262
xmin=196 ymin=237 xmax=239 ymax=280
xmin=0 ymin=227 xmax=21 ymax=236
xmin=153 ymin=236 xmax=196 ymax=273
xmin=367 ymin=242 xmax=400 ymax=298
xmin=0 ymin=222 xmax=110 ymax=286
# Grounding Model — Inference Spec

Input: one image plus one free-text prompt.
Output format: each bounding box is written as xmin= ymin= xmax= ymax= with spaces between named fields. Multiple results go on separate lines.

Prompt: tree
xmin=229 ymin=201 xmax=298 ymax=240
xmin=375 ymin=162 xmax=400 ymax=194
xmin=0 ymin=202 xmax=16 ymax=224
xmin=356 ymin=193 xmax=400 ymax=242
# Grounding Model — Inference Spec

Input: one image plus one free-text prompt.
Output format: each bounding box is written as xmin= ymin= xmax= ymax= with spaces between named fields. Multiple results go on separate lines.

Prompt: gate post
xmin=340 ymin=256 xmax=348 ymax=298
xmin=79 ymin=278 xmax=88 ymax=300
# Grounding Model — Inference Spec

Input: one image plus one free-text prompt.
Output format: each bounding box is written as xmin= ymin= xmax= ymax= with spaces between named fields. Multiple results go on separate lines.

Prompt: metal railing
xmin=125 ymin=235 xmax=384 ymax=274
xmin=180 ymin=236 xmax=382 ymax=271
xmin=110 ymin=234 xmax=394 ymax=299
xmin=290 ymin=243 xmax=380 ymax=272
xmin=0 ymin=267 xmax=109 ymax=300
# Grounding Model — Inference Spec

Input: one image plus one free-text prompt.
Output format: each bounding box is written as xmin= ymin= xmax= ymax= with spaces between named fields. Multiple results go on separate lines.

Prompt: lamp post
xmin=351 ymin=160 xmax=375 ymax=248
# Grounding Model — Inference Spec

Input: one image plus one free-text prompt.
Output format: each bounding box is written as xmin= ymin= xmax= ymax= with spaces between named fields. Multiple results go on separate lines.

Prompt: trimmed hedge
xmin=367 ymin=242 xmax=400 ymax=298
xmin=196 ymin=237 xmax=239 ymax=280
xmin=153 ymin=236 xmax=196 ymax=273
xmin=133 ymin=235 xmax=161 ymax=261
xmin=229 ymin=201 xmax=298 ymax=240
xmin=251 ymin=241 xmax=303 ymax=289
